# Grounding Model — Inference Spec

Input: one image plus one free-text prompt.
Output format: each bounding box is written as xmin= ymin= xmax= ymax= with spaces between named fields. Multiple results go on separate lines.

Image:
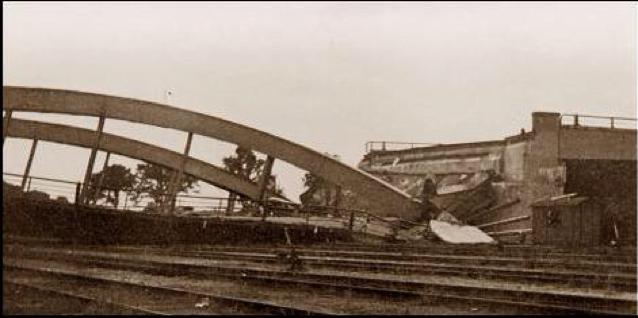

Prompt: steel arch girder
xmin=6 ymin=118 xmax=261 ymax=200
xmin=3 ymin=86 xmax=422 ymax=219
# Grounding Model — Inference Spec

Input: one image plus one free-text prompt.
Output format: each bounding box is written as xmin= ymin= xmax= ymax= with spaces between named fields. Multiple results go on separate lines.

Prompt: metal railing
xmin=3 ymin=172 xmax=80 ymax=203
xmin=560 ymin=114 xmax=637 ymax=130
xmin=3 ymin=172 xmax=241 ymax=213
xmin=365 ymin=141 xmax=439 ymax=153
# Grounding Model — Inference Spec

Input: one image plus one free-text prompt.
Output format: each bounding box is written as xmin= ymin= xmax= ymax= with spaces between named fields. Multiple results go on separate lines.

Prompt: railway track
xmin=5 ymin=247 xmax=636 ymax=315
xmin=56 ymin=244 xmax=635 ymax=291
xmin=178 ymin=243 xmax=638 ymax=263
xmin=11 ymin=240 xmax=634 ymax=275
xmin=7 ymin=235 xmax=635 ymax=263
xmin=3 ymin=280 xmax=163 ymax=315
xmin=4 ymin=263 xmax=331 ymax=315
xmin=155 ymin=250 xmax=637 ymax=291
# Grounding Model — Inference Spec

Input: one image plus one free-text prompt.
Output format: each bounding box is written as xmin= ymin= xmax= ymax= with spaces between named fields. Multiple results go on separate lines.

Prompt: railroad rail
xmin=142 ymin=246 xmax=638 ymax=272
xmin=3 ymin=280 xmax=164 ymax=315
xmin=46 ymin=244 xmax=635 ymax=291
xmin=106 ymin=243 xmax=638 ymax=264
xmin=7 ymin=241 xmax=636 ymax=289
xmin=9 ymin=241 xmax=636 ymax=275
xmin=7 ymin=234 xmax=635 ymax=263
xmin=5 ymin=247 xmax=635 ymax=315
xmin=5 ymin=263 xmax=331 ymax=315
xmin=145 ymin=250 xmax=636 ymax=291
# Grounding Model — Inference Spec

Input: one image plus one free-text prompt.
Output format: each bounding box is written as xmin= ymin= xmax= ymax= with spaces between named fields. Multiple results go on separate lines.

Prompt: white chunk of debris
xmin=429 ymin=220 xmax=495 ymax=244
xmin=195 ymin=297 xmax=210 ymax=308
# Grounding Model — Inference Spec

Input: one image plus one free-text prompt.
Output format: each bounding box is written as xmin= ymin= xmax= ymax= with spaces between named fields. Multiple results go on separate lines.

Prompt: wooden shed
xmin=531 ymin=196 xmax=603 ymax=247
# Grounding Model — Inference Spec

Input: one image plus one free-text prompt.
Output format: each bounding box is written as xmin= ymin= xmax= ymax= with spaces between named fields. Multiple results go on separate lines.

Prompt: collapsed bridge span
xmin=3 ymin=86 xmax=422 ymax=220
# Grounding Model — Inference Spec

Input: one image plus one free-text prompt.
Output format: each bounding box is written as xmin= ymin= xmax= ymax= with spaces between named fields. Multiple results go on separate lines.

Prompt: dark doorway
xmin=564 ymin=160 xmax=636 ymax=246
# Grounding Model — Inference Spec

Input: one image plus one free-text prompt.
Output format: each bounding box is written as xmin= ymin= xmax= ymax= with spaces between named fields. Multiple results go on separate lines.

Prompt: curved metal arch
xmin=6 ymin=118 xmax=261 ymax=199
xmin=3 ymin=86 xmax=421 ymax=219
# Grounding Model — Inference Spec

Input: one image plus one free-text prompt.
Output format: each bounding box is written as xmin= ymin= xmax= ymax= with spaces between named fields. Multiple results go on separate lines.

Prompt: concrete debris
xmin=195 ymin=297 xmax=210 ymax=308
xmin=395 ymin=224 xmax=429 ymax=241
xmin=392 ymin=210 xmax=493 ymax=243
xmin=429 ymin=220 xmax=495 ymax=244
xmin=549 ymin=193 xmax=578 ymax=201
xmin=435 ymin=210 xmax=461 ymax=225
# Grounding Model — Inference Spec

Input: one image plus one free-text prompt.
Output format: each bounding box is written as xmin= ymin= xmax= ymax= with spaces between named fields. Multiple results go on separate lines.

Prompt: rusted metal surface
xmin=3 ymin=86 xmax=421 ymax=219
xmin=6 ymin=118 xmax=261 ymax=200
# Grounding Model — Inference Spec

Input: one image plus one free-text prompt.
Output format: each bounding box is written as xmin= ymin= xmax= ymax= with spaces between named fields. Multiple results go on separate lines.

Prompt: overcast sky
xmin=3 ymin=2 xmax=636 ymax=202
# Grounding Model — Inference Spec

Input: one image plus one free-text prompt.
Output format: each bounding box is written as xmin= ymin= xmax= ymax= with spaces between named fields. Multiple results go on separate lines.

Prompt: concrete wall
xmin=512 ymin=112 xmax=637 ymax=244
xmin=364 ymin=156 xmax=501 ymax=175
xmin=560 ymin=127 xmax=637 ymax=161
xmin=360 ymin=141 xmax=505 ymax=176
xmin=502 ymin=140 xmax=528 ymax=182
xmin=505 ymin=112 xmax=566 ymax=242
xmin=524 ymin=112 xmax=565 ymax=201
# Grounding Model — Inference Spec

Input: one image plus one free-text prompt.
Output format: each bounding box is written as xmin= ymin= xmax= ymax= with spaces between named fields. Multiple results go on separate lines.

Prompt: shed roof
xmin=531 ymin=196 xmax=589 ymax=207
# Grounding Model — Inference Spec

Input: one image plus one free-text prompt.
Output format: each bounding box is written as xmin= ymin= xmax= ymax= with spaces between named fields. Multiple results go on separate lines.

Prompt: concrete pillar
xmin=168 ymin=132 xmax=193 ymax=214
xmin=528 ymin=112 xmax=563 ymax=195
xmin=3 ymin=110 xmax=12 ymax=147
xmin=81 ymin=116 xmax=106 ymax=204
xmin=93 ymin=151 xmax=111 ymax=204
xmin=522 ymin=112 xmax=564 ymax=242
xmin=20 ymin=139 xmax=38 ymax=191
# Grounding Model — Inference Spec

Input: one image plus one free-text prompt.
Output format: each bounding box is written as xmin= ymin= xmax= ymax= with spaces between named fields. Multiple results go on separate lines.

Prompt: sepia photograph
xmin=2 ymin=1 xmax=637 ymax=315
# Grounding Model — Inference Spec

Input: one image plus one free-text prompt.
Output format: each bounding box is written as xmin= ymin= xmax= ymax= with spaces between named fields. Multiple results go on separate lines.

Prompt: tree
xmin=129 ymin=163 xmax=199 ymax=212
xmin=223 ymin=147 xmax=264 ymax=214
xmin=25 ymin=190 xmax=50 ymax=201
xmin=300 ymin=153 xmax=341 ymax=207
xmin=300 ymin=172 xmax=333 ymax=206
xmin=222 ymin=147 xmax=288 ymax=214
xmin=300 ymin=153 xmax=363 ymax=214
xmin=269 ymin=176 xmax=285 ymax=197
xmin=86 ymin=164 xmax=135 ymax=207
xmin=222 ymin=147 xmax=265 ymax=182
xmin=264 ymin=174 xmax=286 ymax=200
xmin=3 ymin=181 xmax=21 ymax=199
